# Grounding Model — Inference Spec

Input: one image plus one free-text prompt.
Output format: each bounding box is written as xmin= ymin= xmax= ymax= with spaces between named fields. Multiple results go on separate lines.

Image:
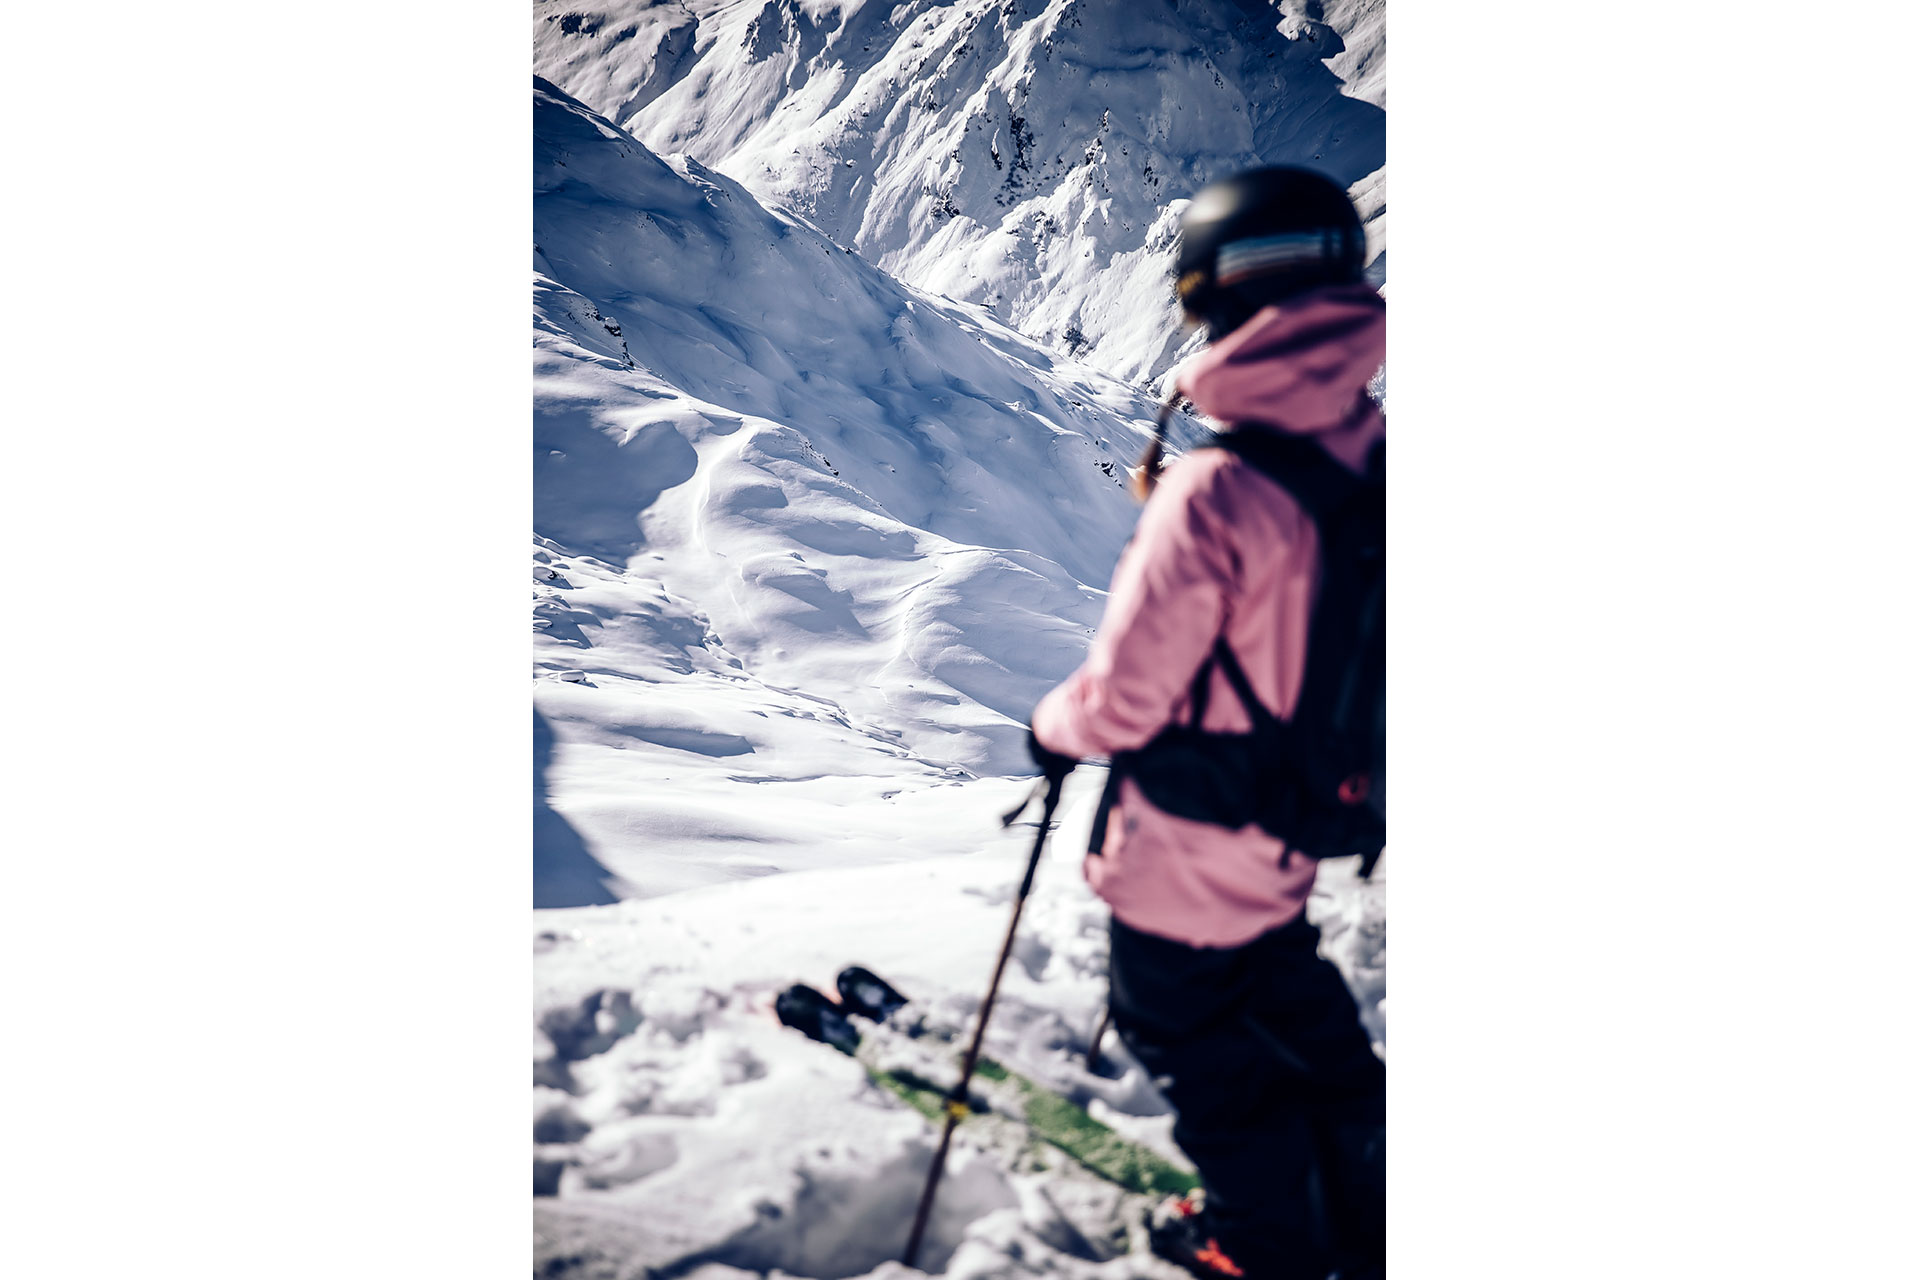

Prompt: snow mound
xmin=533 ymin=773 xmax=1385 ymax=1278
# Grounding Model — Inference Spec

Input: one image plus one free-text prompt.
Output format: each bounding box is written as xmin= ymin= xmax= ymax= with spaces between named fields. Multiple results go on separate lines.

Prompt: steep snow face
xmin=534 ymin=79 xmax=1200 ymax=903
xmin=534 ymin=0 xmax=1386 ymax=385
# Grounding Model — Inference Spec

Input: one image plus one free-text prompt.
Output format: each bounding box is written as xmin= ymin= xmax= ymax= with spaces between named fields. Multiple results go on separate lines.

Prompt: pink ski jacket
xmin=1032 ymin=282 xmax=1385 ymax=948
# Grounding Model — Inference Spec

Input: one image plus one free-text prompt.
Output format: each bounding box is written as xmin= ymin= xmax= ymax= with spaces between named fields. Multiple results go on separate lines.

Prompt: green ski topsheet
xmin=867 ymin=1053 xmax=1196 ymax=1198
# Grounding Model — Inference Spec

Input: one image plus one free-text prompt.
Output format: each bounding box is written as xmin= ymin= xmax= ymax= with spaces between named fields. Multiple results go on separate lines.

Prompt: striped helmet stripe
xmin=1215 ymin=231 xmax=1332 ymax=285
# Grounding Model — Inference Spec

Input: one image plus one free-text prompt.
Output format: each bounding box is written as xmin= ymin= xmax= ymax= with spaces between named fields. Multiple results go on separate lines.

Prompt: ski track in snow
xmin=532 ymin=5 xmax=1386 ymax=1275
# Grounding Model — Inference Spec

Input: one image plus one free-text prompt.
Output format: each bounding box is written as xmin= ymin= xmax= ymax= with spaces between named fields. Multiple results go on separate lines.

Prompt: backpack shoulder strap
xmin=1186 ymin=647 xmax=1215 ymax=728
xmin=1204 ymin=428 xmax=1379 ymax=531
xmin=1192 ymin=427 xmax=1384 ymax=734
xmin=1210 ymin=636 xmax=1282 ymax=733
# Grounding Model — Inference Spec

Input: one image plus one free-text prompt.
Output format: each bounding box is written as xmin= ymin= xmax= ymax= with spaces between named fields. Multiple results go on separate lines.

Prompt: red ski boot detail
xmin=1149 ymin=1192 xmax=1251 ymax=1280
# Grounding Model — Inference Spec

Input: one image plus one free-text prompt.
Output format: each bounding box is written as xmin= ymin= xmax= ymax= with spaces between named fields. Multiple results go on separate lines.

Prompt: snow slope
xmin=535 ymin=77 xmax=1210 ymax=904
xmin=533 ymin=774 xmax=1386 ymax=1280
xmin=534 ymin=0 xmax=1386 ymax=384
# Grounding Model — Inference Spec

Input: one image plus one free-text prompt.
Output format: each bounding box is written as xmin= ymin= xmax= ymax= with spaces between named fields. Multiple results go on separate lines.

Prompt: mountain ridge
xmin=534 ymin=0 xmax=1386 ymax=385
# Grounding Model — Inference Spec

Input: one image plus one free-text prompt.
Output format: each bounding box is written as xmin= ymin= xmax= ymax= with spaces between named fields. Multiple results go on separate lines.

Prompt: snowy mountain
xmin=534 ymin=0 xmax=1386 ymax=384
xmin=535 ymin=77 xmax=1195 ymax=903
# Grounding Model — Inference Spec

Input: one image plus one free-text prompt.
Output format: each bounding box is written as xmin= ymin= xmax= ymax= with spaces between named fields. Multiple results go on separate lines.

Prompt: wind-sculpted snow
xmin=534 ymin=78 xmax=1202 ymax=897
xmin=534 ymin=0 xmax=1386 ymax=384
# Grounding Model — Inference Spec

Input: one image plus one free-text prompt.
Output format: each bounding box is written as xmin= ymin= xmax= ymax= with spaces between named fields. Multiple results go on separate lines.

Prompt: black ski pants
xmin=1109 ymin=911 xmax=1385 ymax=1280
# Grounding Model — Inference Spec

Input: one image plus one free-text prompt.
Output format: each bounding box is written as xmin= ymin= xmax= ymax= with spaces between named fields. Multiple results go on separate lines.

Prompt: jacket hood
xmin=1173 ymin=282 xmax=1385 ymax=435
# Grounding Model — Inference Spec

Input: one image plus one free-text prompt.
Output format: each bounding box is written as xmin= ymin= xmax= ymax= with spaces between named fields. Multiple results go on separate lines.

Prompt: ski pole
xmin=902 ymin=774 xmax=1064 ymax=1268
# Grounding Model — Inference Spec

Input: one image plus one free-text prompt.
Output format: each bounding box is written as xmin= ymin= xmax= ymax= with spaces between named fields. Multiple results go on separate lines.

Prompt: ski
xmin=775 ymin=966 xmax=1197 ymax=1199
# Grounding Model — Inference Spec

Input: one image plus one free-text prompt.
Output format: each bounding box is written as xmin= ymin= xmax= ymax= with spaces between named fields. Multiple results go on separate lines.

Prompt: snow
xmin=534 ymin=74 xmax=1214 ymax=903
xmin=533 ymin=771 xmax=1385 ymax=1279
xmin=532 ymin=7 xmax=1387 ymax=1276
xmin=534 ymin=0 xmax=1386 ymax=385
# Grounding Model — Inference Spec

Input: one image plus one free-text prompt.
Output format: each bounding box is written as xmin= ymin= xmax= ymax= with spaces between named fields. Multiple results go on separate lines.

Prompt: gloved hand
xmin=1027 ymin=726 xmax=1078 ymax=785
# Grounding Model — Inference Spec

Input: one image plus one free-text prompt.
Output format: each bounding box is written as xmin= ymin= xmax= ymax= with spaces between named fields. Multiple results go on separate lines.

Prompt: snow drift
xmin=532 ymin=781 xmax=1386 ymax=1280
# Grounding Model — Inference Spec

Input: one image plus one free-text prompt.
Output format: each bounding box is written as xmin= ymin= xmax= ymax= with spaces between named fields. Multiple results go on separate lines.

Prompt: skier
xmin=1028 ymin=167 xmax=1387 ymax=1280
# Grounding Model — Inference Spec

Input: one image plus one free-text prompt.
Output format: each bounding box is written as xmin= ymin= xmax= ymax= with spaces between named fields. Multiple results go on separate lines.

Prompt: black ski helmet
xmin=1175 ymin=166 xmax=1367 ymax=341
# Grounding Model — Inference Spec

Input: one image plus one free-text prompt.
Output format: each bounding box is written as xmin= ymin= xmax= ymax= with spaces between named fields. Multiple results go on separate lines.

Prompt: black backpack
xmin=1104 ymin=429 xmax=1385 ymax=878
